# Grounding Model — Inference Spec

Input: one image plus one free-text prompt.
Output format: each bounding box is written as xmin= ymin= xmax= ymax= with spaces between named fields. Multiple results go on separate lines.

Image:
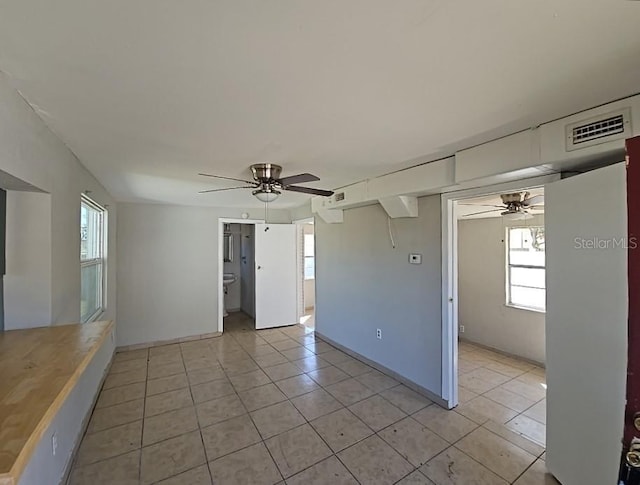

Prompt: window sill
xmin=83 ymin=308 xmax=106 ymax=324
xmin=304 ymin=277 xmax=315 ymax=281
xmin=505 ymin=303 xmax=546 ymax=314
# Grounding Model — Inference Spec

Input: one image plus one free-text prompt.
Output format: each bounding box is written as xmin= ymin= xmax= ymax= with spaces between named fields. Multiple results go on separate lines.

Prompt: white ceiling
xmin=0 ymin=1 xmax=639 ymax=208
xmin=457 ymin=188 xmax=544 ymax=220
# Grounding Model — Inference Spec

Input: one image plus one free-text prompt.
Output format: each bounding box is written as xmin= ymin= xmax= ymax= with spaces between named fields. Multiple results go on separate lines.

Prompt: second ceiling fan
xmin=461 ymin=191 xmax=544 ymax=220
xmin=199 ymin=163 xmax=334 ymax=202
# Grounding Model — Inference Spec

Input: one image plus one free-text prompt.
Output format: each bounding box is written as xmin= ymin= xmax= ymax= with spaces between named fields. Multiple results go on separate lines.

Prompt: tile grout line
xmin=138 ymin=347 xmax=149 ymax=483
xmin=181 ymin=342 xmax=215 ymax=485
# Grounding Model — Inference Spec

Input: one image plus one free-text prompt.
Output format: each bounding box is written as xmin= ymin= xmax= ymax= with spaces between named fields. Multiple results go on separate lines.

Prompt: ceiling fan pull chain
xmin=264 ymin=199 xmax=269 ymax=227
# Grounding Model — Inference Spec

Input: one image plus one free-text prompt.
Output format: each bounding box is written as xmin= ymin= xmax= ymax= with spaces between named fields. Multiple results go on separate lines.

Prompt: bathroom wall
xmin=240 ymin=224 xmax=256 ymax=318
xmin=223 ymin=223 xmax=242 ymax=311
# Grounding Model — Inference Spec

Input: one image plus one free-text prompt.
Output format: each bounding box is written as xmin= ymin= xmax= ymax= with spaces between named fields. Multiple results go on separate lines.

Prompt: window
xmin=304 ymin=233 xmax=315 ymax=280
xmin=507 ymin=226 xmax=545 ymax=311
xmin=81 ymin=196 xmax=106 ymax=322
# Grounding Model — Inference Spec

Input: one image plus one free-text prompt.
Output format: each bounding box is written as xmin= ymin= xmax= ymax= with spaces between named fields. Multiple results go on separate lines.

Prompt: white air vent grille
xmin=566 ymin=108 xmax=631 ymax=151
xmin=334 ymin=192 xmax=345 ymax=202
xmin=572 ymin=115 xmax=624 ymax=143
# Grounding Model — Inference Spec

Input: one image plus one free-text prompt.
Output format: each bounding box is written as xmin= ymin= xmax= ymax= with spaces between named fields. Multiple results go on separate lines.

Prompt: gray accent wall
xmin=117 ymin=204 xmax=290 ymax=347
xmin=315 ymin=195 xmax=443 ymax=396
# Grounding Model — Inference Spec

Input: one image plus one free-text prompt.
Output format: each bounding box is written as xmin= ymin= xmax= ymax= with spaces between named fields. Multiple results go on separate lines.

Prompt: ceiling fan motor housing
xmin=250 ymin=163 xmax=282 ymax=183
xmin=500 ymin=193 xmax=524 ymax=205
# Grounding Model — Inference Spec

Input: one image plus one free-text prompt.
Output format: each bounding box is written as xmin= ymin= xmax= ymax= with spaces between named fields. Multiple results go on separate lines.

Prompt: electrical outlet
xmin=459 ymin=325 xmax=465 ymax=333
xmin=376 ymin=329 xmax=382 ymax=340
xmin=52 ymin=433 xmax=58 ymax=456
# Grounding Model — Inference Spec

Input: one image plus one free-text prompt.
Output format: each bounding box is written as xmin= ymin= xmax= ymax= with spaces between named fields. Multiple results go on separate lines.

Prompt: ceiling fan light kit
xmin=502 ymin=211 xmax=533 ymax=221
xmin=253 ymin=188 xmax=281 ymax=202
xmin=199 ymin=163 xmax=334 ymax=202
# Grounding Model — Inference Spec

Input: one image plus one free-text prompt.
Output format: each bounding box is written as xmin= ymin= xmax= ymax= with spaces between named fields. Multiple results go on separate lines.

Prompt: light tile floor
xmin=68 ymin=313 xmax=558 ymax=484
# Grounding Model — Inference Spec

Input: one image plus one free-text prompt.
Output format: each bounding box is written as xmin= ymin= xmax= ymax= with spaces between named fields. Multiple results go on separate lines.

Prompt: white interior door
xmin=545 ymin=162 xmax=627 ymax=485
xmin=255 ymin=223 xmax=298 ymax=329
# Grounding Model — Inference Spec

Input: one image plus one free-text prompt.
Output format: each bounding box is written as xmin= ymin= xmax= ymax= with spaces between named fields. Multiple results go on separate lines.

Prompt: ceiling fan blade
xmin=284 ymin=185 xmax=334 ymax=196
xmin=522 ymin=194 xmax=544 ymax=206
xmin=527 ymin=205 xmax=545 ymax=210
xmin=277 ymin=173 xmax=320 ymax=185
xmin=462 ymin=208 xmax=502 ymax=217
xmin=198 ymin=186 xmax=255 ymax=194
xmin=198 ymin=173 xmax=256 ymax=185
xmin=458 ymin=203 xmax=506 ymax=208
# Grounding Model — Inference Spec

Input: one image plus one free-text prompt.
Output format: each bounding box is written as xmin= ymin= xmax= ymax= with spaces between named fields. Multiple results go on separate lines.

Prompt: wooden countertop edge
xmin=0 ymin=474 xmax=14 ymax=485
xmin=3 ymin=321 xmax=114 ymax=485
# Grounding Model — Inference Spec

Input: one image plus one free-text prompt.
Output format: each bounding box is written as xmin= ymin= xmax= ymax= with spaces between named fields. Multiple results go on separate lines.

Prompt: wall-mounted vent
xmin=566 ymin=108 xmax=631 ymax=151
xmin=334 ymin=192 xmax=345 ymax=202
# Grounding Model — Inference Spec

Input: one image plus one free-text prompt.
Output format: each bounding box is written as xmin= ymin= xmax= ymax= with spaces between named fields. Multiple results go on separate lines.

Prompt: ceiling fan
xmin=198 ymin=163 xmax=334 ymax=202
xmin=460 ymin=192 xmax=544 ymax=220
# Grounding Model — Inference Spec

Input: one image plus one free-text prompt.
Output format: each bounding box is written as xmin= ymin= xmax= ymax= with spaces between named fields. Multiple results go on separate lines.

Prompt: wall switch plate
xmin=459 ymin=325 xmax=465 ymax=333
xmin=409 ymin=253 xmax=422 ymax=264
xmin=376 ymin=329 xmax=382 ymax=340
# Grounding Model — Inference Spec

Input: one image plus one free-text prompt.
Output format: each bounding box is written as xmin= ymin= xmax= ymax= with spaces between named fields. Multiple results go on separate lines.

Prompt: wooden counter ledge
xmin=0 ymin=321 xmax=114 ymax=485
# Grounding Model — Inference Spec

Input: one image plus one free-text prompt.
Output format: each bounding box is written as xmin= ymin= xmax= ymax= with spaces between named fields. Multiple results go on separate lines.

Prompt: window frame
xmin=506 ymin=225 xmax=546 ymax=313
xmin=81 ymin=195 xmax=107 ymax=323
xmin=303 ymin=232 xmax=315 ymax=281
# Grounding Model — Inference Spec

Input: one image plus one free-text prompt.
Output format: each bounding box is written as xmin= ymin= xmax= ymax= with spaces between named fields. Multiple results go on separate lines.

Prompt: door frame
xmin=217 ymin=217 xmax=264 ymax=333
xmin=440 ymin=174 xmax=559 ymax=409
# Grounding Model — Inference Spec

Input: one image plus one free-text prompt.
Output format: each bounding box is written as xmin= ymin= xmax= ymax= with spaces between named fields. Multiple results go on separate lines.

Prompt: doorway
xmin=454 ymin=188 xmax=548 ymax=448
xmin=440 ymin=174 xmax=558 ymax=409
xmin=218 ymin=218 xmax=263 ymax=333
xmin=218 ymin=218 xmax=299 ymax=333
xmin=295 ymin=218 xmax=315 ymax=330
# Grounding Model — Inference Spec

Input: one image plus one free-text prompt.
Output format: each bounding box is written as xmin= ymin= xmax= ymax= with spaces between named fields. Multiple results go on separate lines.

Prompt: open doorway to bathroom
xmin=222 ymin=222 xmax=255 ymax=332
xmin=296 ymin=218 xmax=315 ymax=331
xmin=219 ymin=218 xmax=263 ymax=333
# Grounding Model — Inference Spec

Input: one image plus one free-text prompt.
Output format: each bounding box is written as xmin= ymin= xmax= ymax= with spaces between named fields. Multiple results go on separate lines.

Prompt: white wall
xmin=458 ymin=215 xmax=545 ymax=363
xmin=545 ymin=164 xmax=627 ymax=485
xmin=0 ymin=72 xmax=116 ymax=328
xmin=116 ymin=203 xmax=290 ymax=346
xmin=315 ymin=196 xmax=443 ymax=396
xmin=304 ymin=279 xmax=315 ymax=309
xmin=223 ymin=224 xmax=242 ymax=311
xmin=290 ymin=201 xmax=313 ymax=222
xmin=5 ymin=192 xmax=52 ymax=328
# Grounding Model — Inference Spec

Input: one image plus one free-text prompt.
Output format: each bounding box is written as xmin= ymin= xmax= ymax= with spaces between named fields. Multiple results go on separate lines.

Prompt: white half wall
xmin=315 ymin=196 xmax=443 ymax=396
xmin=18 ymin=326 xmax=115 ymax=485
xmin=458 ymin=215 xmax=545 ymax=363
xmin=0 ymin=72 xmax=116 ymax=328
xmin=116 ymin=203 xmax=290 ymax=346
